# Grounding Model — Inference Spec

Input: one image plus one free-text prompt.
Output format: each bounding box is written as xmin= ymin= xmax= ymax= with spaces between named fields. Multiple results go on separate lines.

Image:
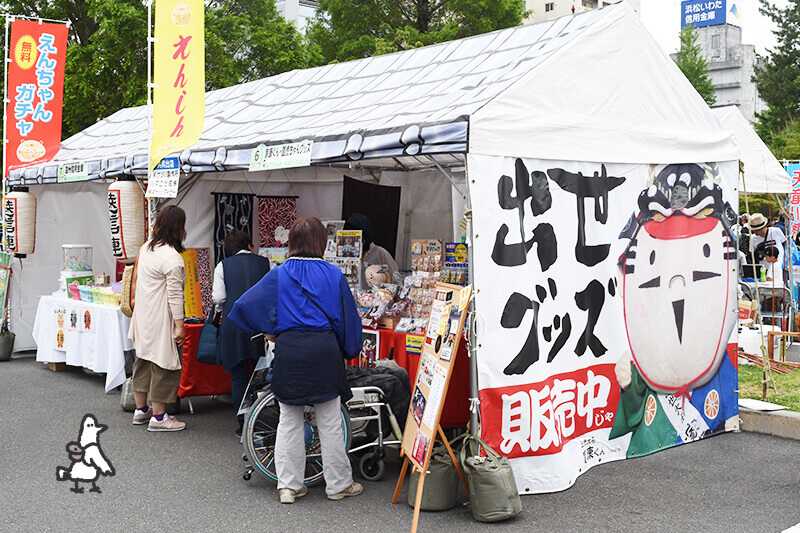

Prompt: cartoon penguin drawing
xmin=56 ymin=414 xmax=115 ymax=493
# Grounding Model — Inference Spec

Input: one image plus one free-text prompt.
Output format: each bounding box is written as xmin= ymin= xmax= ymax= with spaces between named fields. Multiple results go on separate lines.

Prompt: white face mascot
xmin=620 ymin=164 xmax=738 ymax=396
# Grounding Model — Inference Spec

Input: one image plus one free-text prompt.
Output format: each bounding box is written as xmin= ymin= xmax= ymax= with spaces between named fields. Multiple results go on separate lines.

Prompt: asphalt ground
xmin=3 ymin=352 xmax=800 ymax=533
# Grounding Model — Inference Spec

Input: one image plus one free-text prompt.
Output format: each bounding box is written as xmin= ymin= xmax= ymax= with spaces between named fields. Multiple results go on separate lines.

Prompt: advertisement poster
xmin=401 ymin=282 xmax=471 ymax=472
xmin=469 ymin=154 xmax=739 ymax=493
xmin=4 ymin=19 xmax=68 ymax=175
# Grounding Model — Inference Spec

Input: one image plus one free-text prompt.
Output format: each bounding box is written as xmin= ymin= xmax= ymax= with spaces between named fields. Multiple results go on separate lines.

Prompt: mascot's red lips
xmin=643 ymin=215 xmax=717 ymax=240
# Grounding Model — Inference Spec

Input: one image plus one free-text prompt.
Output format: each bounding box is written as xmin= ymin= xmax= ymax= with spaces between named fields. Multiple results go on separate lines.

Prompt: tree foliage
xmin=752 ymin=0 xmax=800 ymax=143
xmin=675 ymin=24 xmax=716 ymax=107
xmin=306 ymin=0 xmax=527 ymax=64
xmin=765 ymin=117 xmax=800 ymax=160
xmin=0 ymin=0 xmax=308 ymax=141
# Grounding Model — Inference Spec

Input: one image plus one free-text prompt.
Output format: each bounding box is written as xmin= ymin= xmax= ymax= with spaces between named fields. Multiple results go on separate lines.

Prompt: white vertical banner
xmin=468 ymin=154 xmax=739 ymax=493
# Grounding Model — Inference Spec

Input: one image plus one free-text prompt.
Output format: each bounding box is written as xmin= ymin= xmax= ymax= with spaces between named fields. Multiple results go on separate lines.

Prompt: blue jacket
xmin=228 ymin=256 xmax=362 ymax=405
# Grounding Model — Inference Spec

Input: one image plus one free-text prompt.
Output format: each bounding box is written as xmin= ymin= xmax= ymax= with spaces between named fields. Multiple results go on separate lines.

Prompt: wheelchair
xmin=240 ymin=353 xmax=401 ymax=485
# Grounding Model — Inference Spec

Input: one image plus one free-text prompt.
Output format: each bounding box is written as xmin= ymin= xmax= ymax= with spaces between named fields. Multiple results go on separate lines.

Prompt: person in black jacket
xmin=212 ymin=230 xmax=271 ymax=435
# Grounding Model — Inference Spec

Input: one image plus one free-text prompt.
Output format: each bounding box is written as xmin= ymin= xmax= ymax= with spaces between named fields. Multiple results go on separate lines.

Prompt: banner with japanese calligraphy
xmin=4 ymin=20 xmax=68 ymax=176
xmin=468 ymin=155 xmax=739 ymax=493
xmin=150 ymin=0 xmax=204 ymax=171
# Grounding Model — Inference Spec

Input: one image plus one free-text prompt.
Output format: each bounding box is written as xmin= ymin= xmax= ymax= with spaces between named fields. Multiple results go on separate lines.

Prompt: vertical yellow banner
xmin=150 ymin=0 xmax=205 ymax=171
xmin=180 ymin=248 xmax=204 ymax=318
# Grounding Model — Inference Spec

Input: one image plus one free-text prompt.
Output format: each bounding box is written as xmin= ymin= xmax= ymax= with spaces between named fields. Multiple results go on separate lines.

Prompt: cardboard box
xmin=377 ymin=317 xmax=399 ymax=329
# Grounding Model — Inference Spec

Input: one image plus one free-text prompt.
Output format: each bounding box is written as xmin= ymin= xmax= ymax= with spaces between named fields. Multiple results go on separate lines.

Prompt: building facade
xmin=523 ymin=0 xmax=640 ymax=23
xmin=671 ymin=24 xmax=765 ymax=122
xmin=275 ymin=0 xmax=319 ymax=32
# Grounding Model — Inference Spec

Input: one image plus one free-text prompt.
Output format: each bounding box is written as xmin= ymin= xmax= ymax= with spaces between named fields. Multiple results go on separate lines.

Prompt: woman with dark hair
xmin=212 ymin=229 xmax=271 ymax=435
xmin=128 ymin=205 xmax=188 ymax=432
xmin=229 ymin=216 xmax=363 ymax=504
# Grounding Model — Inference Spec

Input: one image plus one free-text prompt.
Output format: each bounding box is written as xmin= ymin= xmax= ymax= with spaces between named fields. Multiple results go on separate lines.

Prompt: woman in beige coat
xmin=129 ymin=205 xmax=188 ymax=432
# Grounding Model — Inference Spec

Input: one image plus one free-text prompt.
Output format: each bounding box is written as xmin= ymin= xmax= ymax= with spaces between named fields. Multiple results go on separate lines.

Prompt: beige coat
xmin=128 ymin=242 xmax=186 ymax=370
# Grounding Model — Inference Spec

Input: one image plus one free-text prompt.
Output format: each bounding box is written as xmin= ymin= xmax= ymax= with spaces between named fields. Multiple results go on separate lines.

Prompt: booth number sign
xmin=249 ymin=140 xmax=313 ymax=172
xmin=146 ymin=157 xmax=180 ymax=198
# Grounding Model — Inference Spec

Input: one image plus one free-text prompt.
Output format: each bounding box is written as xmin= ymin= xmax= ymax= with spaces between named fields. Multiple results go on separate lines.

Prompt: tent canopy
xmin=712 ymin=105 xmax=789 ymax=195
xmin=10 ymin=2 xmax=737 ymax=186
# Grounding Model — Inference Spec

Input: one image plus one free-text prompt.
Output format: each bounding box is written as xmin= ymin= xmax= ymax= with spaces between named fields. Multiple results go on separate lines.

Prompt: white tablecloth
xmin=33 ymin=294 xmax=133 ymax=393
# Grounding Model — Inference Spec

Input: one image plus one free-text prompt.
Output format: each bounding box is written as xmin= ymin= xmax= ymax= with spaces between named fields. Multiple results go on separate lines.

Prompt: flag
xmin=150 ymin=0 xmax=205 ymax=172
xmin=730 ymin=4 xmax=740 ymax=18
xmin=4 ymin=20 xmax=68 ymax=176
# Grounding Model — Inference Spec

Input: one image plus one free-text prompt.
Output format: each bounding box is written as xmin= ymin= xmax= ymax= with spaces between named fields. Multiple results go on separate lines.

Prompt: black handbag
xmin=196 ymin=311 xmax=221 ymax=365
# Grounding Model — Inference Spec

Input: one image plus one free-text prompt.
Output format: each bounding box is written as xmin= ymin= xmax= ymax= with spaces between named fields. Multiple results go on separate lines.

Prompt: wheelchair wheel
xmin=243 ymin=391 xmax=351 ymax=486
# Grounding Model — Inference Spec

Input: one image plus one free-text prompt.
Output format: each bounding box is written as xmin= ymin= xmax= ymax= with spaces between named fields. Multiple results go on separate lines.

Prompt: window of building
xmin=545 ymin=2 xmax=555 ymax=11
xmin=712 ymin=35 xmax=720 ymax=49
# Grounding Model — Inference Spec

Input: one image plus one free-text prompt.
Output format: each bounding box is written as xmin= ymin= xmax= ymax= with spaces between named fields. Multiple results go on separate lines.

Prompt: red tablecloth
xmin=368 ymin=328 xmax=470 ymax=428
xmin=178 ymin=323 xmax=232 ymax=398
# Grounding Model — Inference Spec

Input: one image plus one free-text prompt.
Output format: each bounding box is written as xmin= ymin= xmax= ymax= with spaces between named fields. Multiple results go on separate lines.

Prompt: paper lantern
xmin=3 ymin=187 xmax=37 ymax=256
xmin=108 ymin=179 xmax=145 ymax=263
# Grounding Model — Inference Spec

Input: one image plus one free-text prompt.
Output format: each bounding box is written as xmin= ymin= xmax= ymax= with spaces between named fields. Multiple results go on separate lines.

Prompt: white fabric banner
xmin=468 ymin=154 xmax=739 ymax=493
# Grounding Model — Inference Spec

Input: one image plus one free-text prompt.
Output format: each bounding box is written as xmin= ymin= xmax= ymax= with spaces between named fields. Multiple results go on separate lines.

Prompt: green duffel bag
xmin=408 ymin=445 xmax=459 ymax=511
xmin=459 ymin=434 xmax=522 ymax=523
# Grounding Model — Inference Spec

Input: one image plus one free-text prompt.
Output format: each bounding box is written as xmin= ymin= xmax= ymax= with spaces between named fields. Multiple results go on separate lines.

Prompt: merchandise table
xmin=363 ymin=328 xmax=470 ymax=428
xmin=33 ymin=294 xmax=132 ymax=393
xmin=178 ymin=322 xmax=231 ymax=398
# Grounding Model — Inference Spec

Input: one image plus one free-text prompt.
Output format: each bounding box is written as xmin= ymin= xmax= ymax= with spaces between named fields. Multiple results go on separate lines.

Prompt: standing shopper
xmin=212 ymin=230 xmax=271 ymax=436
xmin=129 ymin=205 xmax=188 ymax=432
xmin=229 ymin=217 xmax=363 ymax=503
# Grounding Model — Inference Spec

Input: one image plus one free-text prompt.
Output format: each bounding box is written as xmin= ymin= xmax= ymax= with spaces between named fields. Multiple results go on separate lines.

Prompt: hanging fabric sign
xmin=468 ymin=154 xmax=739 ymax=494
xmin=213 ymin=193 xmax=253 ymax=264
xmin=257 ymin=196 xmax=297 ymax=248
xmin=4 ymin=19 xmax=68 ymax=176
xmin=150 ymin=0 xmax=205 ymax=171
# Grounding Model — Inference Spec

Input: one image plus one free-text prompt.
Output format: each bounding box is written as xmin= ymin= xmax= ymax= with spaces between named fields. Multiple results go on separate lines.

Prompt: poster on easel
xmin=394 ymin=283 xmax=472 ymax=533
xmin=399 ymin=282 xmax=471 ymax=472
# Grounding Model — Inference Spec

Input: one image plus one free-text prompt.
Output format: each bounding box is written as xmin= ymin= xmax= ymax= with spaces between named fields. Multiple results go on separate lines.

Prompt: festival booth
xmin=11 ymin=2 xmax=742 ymax=493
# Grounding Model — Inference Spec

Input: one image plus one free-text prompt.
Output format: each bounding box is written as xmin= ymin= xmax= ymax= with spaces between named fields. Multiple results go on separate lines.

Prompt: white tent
xmin=712 ymin=105 xmax=789 ymax=195
xmin=12 ymin=2 xmax=740 ymax=493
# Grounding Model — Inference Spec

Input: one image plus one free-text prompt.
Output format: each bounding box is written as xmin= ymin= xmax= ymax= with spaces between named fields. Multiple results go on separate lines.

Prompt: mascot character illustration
xmin=610 ymin=163 xmax=739 ymax=457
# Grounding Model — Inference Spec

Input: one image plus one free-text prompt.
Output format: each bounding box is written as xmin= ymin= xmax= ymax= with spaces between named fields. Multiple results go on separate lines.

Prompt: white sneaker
xmin=147 ymin=414 xmax=186 ymax=432
xmin=132 ymin=406 xmax=153 ymax=425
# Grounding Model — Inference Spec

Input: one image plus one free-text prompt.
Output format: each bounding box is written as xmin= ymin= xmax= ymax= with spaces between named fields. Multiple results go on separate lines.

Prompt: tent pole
xmin=146 ymin=0 xmax=154 ymax=237
xmin=463 ymin=161 xmax=478 ymax=436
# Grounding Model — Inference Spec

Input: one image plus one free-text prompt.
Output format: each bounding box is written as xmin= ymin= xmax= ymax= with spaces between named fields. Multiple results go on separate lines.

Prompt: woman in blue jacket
xmin=229 ymin=217 xmax=363 ymax=504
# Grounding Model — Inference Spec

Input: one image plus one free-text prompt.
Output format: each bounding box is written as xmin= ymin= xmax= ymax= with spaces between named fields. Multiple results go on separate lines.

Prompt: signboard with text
xmin=681 ymin=0 xmax=726 ymax=28
xmin=785 ymin=162 xmax=800 ymax=237
xmin=4 ymin=20 xmax=68 ymax=176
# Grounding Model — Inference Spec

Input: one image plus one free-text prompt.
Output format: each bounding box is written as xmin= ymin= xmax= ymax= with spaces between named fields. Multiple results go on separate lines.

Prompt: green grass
xmin=738 ymin=363 xmax=800 ymax=412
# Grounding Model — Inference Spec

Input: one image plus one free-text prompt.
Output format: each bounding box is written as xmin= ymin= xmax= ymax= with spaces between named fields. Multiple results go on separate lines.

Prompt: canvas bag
xmin=119 ymin=254 xmax=140 ymax=318
xmin=407 ymin=441 xmax=460 ymax=511
xmin=459 ymin=434 xmax=522 ymax=523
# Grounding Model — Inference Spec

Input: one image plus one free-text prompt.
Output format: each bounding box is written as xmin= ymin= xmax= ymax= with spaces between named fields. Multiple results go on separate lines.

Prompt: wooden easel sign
xmin=392 ymin=282 xmax=472 ymax=533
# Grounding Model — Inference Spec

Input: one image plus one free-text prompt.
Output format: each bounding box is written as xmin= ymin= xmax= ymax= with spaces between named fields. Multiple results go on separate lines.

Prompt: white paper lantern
xmin=3 ymin=188 xmax=37 ymax=256
xmin=108 ymin=179 xmax=146 ymax=263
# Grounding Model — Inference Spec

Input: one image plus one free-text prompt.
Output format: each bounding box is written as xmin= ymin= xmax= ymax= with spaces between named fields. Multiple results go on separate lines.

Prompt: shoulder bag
xmin=119 ymin=254 xmax=140 ymax=318
xmin=196 ymin=310 xmax=222 ymax=365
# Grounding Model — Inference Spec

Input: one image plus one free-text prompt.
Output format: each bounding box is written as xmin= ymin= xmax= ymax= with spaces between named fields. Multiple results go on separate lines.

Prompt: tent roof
xmin=712 ymin=105 xmax=789 ymax=195
xmin=11 ymin=2 xmax=737 ymax=185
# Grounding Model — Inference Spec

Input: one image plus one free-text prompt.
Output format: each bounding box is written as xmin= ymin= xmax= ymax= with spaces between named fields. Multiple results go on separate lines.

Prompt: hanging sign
xmin=57 ymin=162 xmax=89 ymax=183
xmin=249 ymin=140 xmax=313 ymax=172
xmin=4 ymin=19 xmax=69 ymax=176
xmin=146 ymin=157 xmax=180 ymax=198
xmin=150 ymin=0 xmax=205 ymax=171
xmin=786 ymin=162 xmax=800 ymax=238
